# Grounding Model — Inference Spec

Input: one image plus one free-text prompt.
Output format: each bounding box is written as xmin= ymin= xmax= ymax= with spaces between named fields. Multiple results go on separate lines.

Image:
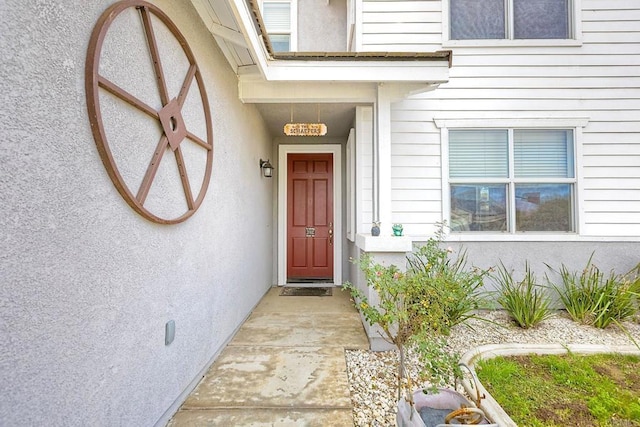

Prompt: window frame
xmin=442 ymin=0 xmax=583 ymax=47
xmin=260 ymin=0 xmax=298 ymax=52
xmin=436 ymin=118 xmax=588 ymax=240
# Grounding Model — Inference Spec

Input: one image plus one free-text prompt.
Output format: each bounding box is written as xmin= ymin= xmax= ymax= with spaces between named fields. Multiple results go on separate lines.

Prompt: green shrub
xmin=406 ymin=225 xmax=490 ymax=333
xmin=493 ymin=262 xmax=554 ymax=329
xmin=550 ymin=257 xmax=640 ymax=329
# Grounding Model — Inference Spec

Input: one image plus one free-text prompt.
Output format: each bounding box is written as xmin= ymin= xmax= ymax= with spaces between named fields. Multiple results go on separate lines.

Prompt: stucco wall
xmin=0 ymin=1 xmax=273 ymax=425
xmin=297 ymin=0 xmax=348 ymax=51
xmin=437 ymin=241 xmax=640 ymax=294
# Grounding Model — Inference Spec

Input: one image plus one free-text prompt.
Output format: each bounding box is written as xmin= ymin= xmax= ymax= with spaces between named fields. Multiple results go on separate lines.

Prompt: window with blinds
xmin=449 ymin=129 xmax=575 ymax=233
xmin=262 ymin=1 xmax=292 ymax=52
xmin=450 ymin=0 xmax=571 ymax=40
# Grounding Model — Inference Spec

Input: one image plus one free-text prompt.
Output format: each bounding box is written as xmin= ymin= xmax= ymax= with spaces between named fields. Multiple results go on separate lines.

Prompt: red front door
xmin=287 ymin=153 xmax=334 ymax=281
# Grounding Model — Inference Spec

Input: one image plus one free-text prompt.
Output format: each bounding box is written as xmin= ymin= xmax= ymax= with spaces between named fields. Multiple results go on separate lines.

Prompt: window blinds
xmin=450 ymin=129 xmax=574 ymax=179
xmin=449 ymin=130 xmax=509 ymax=178
xmin=263 ymin=2 xmax=291 ymax=33
xmin=514 ymin=130 xmax=574 ymax=178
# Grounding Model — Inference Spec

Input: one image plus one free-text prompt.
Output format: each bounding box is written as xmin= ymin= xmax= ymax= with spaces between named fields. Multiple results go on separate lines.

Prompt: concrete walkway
xmin=167 ymin=286 xmax=369 ymax=426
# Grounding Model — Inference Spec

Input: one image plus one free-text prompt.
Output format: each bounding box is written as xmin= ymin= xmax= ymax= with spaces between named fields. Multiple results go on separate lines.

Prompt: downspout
xmin=375 ymin=83 xmax=392 ymax=234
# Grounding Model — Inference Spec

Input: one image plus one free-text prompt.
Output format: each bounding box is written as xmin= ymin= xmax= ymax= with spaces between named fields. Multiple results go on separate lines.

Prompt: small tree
xmin=343 ymin=224 xmax=489 ymax=399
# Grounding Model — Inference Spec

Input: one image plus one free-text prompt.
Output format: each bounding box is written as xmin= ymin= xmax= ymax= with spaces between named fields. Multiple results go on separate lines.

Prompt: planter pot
xmin=397 ymin=389 xmax=497 ymax=427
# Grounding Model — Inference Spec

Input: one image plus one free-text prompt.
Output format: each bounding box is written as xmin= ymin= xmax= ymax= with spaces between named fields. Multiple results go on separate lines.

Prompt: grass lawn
xmin=476 ymin=353 xmax=640 ymax=427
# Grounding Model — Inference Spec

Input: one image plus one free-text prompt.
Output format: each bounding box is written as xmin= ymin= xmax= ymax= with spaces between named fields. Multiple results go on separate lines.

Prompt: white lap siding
xmin=360 ymin=0 xmax=443 ymax=51
xmin=359 ymin=0 xmax=640 ymax=237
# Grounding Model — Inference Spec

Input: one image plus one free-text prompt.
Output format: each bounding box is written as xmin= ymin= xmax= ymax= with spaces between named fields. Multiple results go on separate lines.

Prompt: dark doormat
xmin=280 ymin=287 xmax=333 ymax=297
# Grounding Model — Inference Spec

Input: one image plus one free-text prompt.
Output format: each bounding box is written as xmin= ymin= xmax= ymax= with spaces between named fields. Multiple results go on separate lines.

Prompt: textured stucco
xmin=429 ymin=241 xmax=640 ymax=294
xmin=438 ymin=241 xmax=640 ymax=310
xmin=297 ymin=0 xmax=348 ymax=52
xmin=345 ymin=240 xmax=639 ymax=293
xmin=0 ymin=1 xmax=273 ymax=425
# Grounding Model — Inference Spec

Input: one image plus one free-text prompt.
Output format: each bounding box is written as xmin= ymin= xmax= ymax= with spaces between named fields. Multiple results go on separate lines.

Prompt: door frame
xmin=278 ymin=144 xmax=342 ymax=286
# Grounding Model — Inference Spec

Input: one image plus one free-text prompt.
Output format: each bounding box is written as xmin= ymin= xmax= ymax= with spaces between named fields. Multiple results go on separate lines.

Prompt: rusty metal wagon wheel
xmin=86 ymin=0 xmax=213 ymax=224
xmin=444 ymin=406 xmax=485 ymax=425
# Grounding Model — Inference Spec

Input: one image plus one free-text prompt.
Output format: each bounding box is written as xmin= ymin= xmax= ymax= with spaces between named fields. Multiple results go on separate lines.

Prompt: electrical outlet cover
xmin=165 ymin=320 xmax=175 ymax=346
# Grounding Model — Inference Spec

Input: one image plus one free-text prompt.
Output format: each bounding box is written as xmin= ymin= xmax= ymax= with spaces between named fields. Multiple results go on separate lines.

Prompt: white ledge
xmin=459 ymin=343 xmax=640 ymax=427
xmin=355 ymin=233 xmax=413 ymax=253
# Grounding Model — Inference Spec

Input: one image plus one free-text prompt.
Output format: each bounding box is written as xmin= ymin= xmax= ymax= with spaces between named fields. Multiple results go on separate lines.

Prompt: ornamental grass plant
xmin=549 ymin=256 xmax=640 ymax=329
xmin=493 ymin=262 xmax=554 ymax=329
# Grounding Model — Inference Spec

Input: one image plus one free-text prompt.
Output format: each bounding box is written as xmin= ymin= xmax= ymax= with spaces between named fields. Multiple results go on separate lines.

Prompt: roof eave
xmin=256 ymin=58 xmax=451 ymax=83
xmin=228 ymin=0 xmax=451 ymax=83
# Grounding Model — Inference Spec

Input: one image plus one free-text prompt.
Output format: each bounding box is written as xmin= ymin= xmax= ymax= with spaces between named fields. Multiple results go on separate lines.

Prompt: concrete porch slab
xmin=167 ymin=408 xmax=354 ymax=426
xmin=230 ymin=311 xmax=369 ymax=348
xmin=181 ymin=345 xmax=352 ymax=409
xmin=252 ymin=286 xmax=356 ymax=313
xmin=167 ymin=286 xmax=369 ymax=426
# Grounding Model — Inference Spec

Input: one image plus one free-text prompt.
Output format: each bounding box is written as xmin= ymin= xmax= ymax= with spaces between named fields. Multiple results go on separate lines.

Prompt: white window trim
xmin=289 ymin=0 xmax=298 ymax=51
xmin=346 ymin=0 xmax=356 ymax=51
xmin=437 ymin=117 xmax=588 ymax=241
xmin=260 ymin=0 xmax=298 ymax=51
xmin=441 ymin=0 xmax=583 ymax=47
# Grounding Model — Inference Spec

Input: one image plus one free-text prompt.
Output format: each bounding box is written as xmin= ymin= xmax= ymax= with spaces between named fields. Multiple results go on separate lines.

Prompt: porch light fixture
xmin=260 ymin=159 xmax=274 ymax=177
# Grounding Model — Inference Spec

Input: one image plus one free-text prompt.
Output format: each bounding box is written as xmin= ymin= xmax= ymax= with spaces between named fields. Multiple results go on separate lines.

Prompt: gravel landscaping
xmin=345 ymin=311 xmax=640 ymax=427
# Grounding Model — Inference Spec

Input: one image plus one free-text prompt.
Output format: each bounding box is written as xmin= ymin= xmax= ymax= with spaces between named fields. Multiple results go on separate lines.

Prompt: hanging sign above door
xmin=284 ymin=123 xmax=327 ymax=136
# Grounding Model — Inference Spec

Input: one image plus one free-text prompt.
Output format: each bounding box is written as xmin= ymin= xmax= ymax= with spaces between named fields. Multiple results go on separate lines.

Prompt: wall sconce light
xmin=260 ymin=159 xmax=274 ymax=178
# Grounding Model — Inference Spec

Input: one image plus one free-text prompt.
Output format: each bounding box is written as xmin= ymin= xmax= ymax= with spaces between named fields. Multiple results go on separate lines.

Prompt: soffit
xmin=255 ymin=103 xmax=359 ymax=139
xmin=191 ymin=0 xmax=256 ymax=71
xmin=190 ymin=0 xmax=451 ymax=139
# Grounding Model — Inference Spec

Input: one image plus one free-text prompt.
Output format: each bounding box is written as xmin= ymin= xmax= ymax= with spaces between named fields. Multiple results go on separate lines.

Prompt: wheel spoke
xmin=177 ymin=64 xmax=196 ymax=106
xmin=88 ymin=1 xmax=213 ymax=224
xmin=98 ymin=75 xmax=158 ymax=119
xmin=137 ymin=135 xmax=169 ymax=204
xmin=174 ymin=147 xmax=195 ymax=209
xmin=139 ymin=6 xmax=170 ymax=106
xmin=186 ymin=131 xmax=213 ymax=151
